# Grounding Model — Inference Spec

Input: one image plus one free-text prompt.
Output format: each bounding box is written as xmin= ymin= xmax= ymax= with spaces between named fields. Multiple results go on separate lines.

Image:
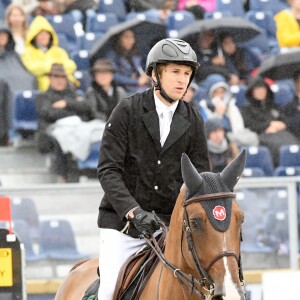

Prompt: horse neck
xmin=164 ymin=186 xmax=186 ymax=266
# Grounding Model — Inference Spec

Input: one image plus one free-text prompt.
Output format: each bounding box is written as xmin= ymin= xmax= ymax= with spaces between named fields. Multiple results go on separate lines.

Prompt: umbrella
xmin=258 ymin=50 xmax=300 ymax=80
xmin=90 ymin=16 xmax=167 ymax=65
xmin=177 ymin=17 xmax=262 ymax=43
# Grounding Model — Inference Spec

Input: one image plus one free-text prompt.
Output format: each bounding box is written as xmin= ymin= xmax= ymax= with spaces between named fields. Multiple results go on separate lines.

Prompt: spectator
xmin=106 ymin=29 xmax=150 ymax=95
xmin=205 ymin=117 xmax=239 ymax=173
xmin=200 ymin=78 xmax=259 ymax=146
xmin=86 ymin=58 xmax=127 ymax=122
xmin=21 ymin=15 xmax=78 ymax=91
xmin=193 ymin=30 xmax=234 ymax=84
xmin=0 ymin=79 xmax=11 ymax=146
xmin=282 ymin=69 xmax=300 ymax=139
xmin=0 ymin=23 xmax=37 ymax=92
xmin=219 ymin=32 xmax=261 ymax=83
xmin=5 ymin=4 xmax=28 ymax=55
xmin=128 ymin=0 xmax=176 ymax=21
xmin=12 ymin=0 xmax=40 ymax=15
xmin=35 ymin=63 xmax=91 ymax=182
xmin=177 ymin=0 xmax=216 ymax=19
xmin=241 ymin=76 xmax=299 ymax=165
xmin=274 ymin=0 xmax=300 ymax=48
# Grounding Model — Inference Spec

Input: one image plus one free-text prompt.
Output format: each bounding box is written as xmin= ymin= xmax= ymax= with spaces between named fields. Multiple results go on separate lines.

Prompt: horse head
xmin=179 ymin=150 xmax=246 ymax=300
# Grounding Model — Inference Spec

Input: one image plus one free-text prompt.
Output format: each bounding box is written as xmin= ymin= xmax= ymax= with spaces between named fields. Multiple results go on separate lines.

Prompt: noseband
xmin=145 ymin=192 xmax=245 ymax=299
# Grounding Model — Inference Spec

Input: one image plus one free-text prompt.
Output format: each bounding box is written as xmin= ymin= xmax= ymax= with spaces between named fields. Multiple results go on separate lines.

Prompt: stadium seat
xmin=204 ymin=10 xmax=234 ymax=19
xmin=96 ymin=0 xmax=127 ymax=21
xmin=71 ymin=50 xmax=90 ymax=70
xmin=57 ymin=33 xmax=72 ymax=52
xmin=167 ymin=10 xmax=195 ymax=38
xmin=39 ymin=219 xmax=88 ymax=260
xmin=11 ymin=197 xmax=40 ymax=239
xmin=46 ymin=14 xmax=84 ymax=52
xmin=242 ymin=167 xmax=266 ymax=177
xmin=230 ymin=84 xmax=248 ymax=108
xmin=216 ymin=0 xmax=245 ymax=16
xmin=279 ymin=145 xmax=300 ymax=167
xmin=77 ymin=141 xmax=101 ymax=170
xmin=74 ymin=70 xmax=91 ymax=92
xmin=274 ymin=166 xmax=300 ymax=177
xmin=12 ymin=220 xmax=45 ymax=262
xmin=244 ymin=146 xmax=274 ymax=176
xmin=270 ymin=82 xmax=294 ymax=106
xmin=79 ymin=32 xmax=104 ymax=51
xmin=249 ymin=0 xmax=288 ymax=14
xmin=86 ymin=11 xmax=119 ymax=33
xmin=12 ymin=90 xmax=39 ymax=132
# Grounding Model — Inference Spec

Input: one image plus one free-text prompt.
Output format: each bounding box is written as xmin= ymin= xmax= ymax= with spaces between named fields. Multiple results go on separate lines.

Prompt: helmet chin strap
xmin=153 ymin=66 xmax=179 ymax=104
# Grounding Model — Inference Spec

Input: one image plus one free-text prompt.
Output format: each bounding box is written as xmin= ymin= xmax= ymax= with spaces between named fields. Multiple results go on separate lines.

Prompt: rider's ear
xmin=181 ymin=153 xmax=203 ymax=198
xmin=220 ymin=149 xmax=246 ymax=191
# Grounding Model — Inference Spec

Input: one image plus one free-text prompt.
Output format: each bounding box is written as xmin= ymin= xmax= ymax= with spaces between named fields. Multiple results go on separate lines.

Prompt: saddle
xmin=82 ymin=232 xmax=166 ymax=300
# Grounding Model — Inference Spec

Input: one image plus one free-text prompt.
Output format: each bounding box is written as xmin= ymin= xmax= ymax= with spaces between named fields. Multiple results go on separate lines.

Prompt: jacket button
xmin=108 ymin=123 xmax=111 ymax=127
xmin=157 ymin=160 xmax=161 ymax=165
xmin=154 ymin=186 xmax=158 ymax=190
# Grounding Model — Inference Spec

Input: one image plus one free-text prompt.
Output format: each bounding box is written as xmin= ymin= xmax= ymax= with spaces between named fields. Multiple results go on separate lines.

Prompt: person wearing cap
xmin=86 ymin=58 xmax=127 ymax=122
xmin=35 ymin=63 xmax=91 ymax=182
xmin=97 ymin=38 xmax=210 ymax=299
xmin=205 ymin=117 xmax=239 ymax=173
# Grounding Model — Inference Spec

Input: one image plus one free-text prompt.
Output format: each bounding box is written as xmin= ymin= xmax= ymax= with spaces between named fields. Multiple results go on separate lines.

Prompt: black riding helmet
xmin=145 ymin=38 xmax=200 ymax=104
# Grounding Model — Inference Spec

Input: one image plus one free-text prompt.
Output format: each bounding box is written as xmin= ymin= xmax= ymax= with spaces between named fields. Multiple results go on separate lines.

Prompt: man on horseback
xmin=97 ymin=38 xmax=210 ymax=299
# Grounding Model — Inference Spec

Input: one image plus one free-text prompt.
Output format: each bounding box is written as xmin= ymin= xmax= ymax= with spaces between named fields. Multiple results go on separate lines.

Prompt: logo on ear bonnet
xmin=213 ymin=205 xmax=226 ymax=221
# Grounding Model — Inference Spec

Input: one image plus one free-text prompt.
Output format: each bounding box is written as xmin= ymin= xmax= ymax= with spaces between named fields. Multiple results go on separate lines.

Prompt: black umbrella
xmin=258 ymin=50 xmax=300 ymax=80
xmin=90 ymin=17 xmax=167 ymax=65
xmin=177 ymin=17 xmax=262 ymax=43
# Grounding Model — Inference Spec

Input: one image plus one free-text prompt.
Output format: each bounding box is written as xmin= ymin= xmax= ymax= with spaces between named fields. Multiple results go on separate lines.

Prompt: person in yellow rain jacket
xmin=21 ymin=15 xmax=78 ymax=91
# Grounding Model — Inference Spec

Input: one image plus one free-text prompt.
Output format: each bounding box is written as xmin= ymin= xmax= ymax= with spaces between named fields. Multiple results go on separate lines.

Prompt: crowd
xmin=0 ymin=0 xmax=299 ymax=183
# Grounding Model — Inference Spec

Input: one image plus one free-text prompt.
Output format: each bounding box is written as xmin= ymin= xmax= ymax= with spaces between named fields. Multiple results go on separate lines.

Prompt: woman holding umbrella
xmin=106 ymin=29 xmax=150 ymax=95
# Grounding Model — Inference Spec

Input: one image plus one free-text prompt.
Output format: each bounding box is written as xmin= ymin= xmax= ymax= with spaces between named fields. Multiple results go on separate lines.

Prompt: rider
xmin=97 ymin=38 xmax=210 ymax=299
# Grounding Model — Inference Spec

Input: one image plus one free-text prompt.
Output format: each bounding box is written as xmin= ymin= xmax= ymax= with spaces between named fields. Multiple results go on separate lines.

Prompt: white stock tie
xmin=160 ymin=109 xmax=173 ymax=147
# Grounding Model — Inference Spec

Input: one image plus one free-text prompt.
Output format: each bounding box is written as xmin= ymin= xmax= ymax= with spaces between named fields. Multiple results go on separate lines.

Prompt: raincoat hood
xmin=208 ymin=81 xmax=233 ymax=107
xmin=245 ymin=76 xmax=274 ymax=106
xmin=25 ymin=15 xmax=58 ymax=48
xmin=0 ymin=22 xmax=15 ymax=51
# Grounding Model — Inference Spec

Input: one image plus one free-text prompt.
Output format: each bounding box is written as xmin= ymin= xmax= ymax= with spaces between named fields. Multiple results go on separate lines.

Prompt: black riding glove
xmin=129 ymin=207 xmax=160 ymax=238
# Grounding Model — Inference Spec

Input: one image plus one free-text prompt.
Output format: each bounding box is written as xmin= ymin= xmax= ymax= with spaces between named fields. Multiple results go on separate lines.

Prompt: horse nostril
xmin=211 ymin=296 xmax=224 ymax=300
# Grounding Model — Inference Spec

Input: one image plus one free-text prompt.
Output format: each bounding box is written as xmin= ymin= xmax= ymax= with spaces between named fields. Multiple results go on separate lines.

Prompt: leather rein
xmin=144 ymin=192 xmax=245 ymax=299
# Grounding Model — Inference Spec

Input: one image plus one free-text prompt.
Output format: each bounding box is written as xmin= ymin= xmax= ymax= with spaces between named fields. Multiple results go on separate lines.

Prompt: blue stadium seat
xmin=77 ymin=141 xmax=101 ymax=170
xmin=230 ymin=84 xmax=248 ymax=108
xmin=79 ymin=32 xmax=104 ymax=51
xmin=96 ymin=0 xmax=127 ymax=21
xmin=74 ymin=70 xmax=92 ymax=92
xmin=244 ymin=146 xmax=274 ymax=176
xmin=274 ymin=166 xmax=300 ymax=176
xmin=57 ymin=33 xmax=72 ymax=52
xmin=12 ymin=90 xmax=39 ymax=132
xmin=279 ymin=145 xmax=300 ymax=167
xmin=242 ymin=167 xmax=266 ymax=177
xmin=240 ymin=30 xmax=271 ymax=56
xmin=39 ymin=219 xmax=88 ymax=260
xmin=167 ymin=10 xmax=195 ymax=38
xmin=216 ymin=0 xmax=245 ymax=16
xmin=46 ymin=14 xmax=84 ymax=52
xmin=86 ymin=11 xmax=119 ymax=33
xmin=249 ymin=0 xmax=288 ymax=14
xmin=270 ymin=82 xmax=294 ymax=106
xmin=204 ymin=10 xmax=234 ymax=19
xmin=71 ymin=50 xmax=90 ymax=70
xmin=11 ymin=197 xmax=40 ymax=239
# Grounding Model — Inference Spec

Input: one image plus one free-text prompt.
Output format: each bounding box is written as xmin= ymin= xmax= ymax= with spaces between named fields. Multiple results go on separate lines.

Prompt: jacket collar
xmin=142 ymin=89 xmax=190 ymax=153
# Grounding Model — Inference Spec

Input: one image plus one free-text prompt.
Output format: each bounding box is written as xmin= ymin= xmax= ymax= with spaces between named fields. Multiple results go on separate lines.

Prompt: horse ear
xmin=181 ymin=153 xmax=203 ymax=198
xmin=220 ymin=149 xmax=246 ymax=191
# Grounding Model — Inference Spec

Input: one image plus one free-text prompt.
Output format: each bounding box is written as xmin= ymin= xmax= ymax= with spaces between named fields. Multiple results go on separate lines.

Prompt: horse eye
xmin=190 ymin=218 xmax=202 ymax=229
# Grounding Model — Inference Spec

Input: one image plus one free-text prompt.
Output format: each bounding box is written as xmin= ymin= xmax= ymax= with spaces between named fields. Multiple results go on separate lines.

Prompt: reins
xmin=144 ymin=192 xmax=245 ymax=299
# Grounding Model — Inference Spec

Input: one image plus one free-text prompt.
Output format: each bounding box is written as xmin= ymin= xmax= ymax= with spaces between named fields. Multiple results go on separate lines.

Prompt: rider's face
xmin=154 ymin=63 xmax=193 ymax=102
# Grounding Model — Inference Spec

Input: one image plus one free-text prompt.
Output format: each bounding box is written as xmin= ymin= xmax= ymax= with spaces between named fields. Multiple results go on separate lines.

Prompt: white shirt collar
xmin=153 ymin=91 xmax=179 ymax=117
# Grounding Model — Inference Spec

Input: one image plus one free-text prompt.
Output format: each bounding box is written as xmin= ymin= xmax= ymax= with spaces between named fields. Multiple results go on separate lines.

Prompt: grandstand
xmin=0 ymin=1 xmax=300 ymax=299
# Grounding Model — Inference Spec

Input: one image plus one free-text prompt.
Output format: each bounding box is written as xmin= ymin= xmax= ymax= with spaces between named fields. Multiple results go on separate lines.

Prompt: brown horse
xmin=55 ymin=151 xmax=247 ymax=300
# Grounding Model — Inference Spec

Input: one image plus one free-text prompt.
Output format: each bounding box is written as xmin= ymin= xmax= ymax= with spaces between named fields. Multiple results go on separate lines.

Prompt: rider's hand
xmin=128 ymin=207 xmax=160 ymax=238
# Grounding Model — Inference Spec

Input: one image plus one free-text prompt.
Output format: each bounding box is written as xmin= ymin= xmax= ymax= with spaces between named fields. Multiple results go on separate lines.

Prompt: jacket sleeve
xmin=97 ymin=99 xmax=140 ymax=220
xmin=274 ymin=11 xmax=300 ymax=47
xmin=85 ymin=89 xmax=107 ymax=121
xmin=187 ymin=107 xmax=211 ymax=173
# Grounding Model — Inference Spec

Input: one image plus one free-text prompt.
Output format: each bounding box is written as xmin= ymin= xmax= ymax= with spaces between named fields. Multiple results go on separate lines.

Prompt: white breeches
xmin=97 ymin=228 xmax=147 ymax=300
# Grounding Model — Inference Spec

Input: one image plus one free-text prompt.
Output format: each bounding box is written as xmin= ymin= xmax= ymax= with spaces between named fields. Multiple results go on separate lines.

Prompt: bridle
xmin=145 ymin=192 xmax=245 ymax=299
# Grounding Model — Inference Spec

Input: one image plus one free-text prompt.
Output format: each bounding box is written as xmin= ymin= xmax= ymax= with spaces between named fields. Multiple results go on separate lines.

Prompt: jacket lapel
xmin=161 ymin=101 xmax=190 ymax=154
xmin=142 ymin=89 xmax=161 ymax=152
